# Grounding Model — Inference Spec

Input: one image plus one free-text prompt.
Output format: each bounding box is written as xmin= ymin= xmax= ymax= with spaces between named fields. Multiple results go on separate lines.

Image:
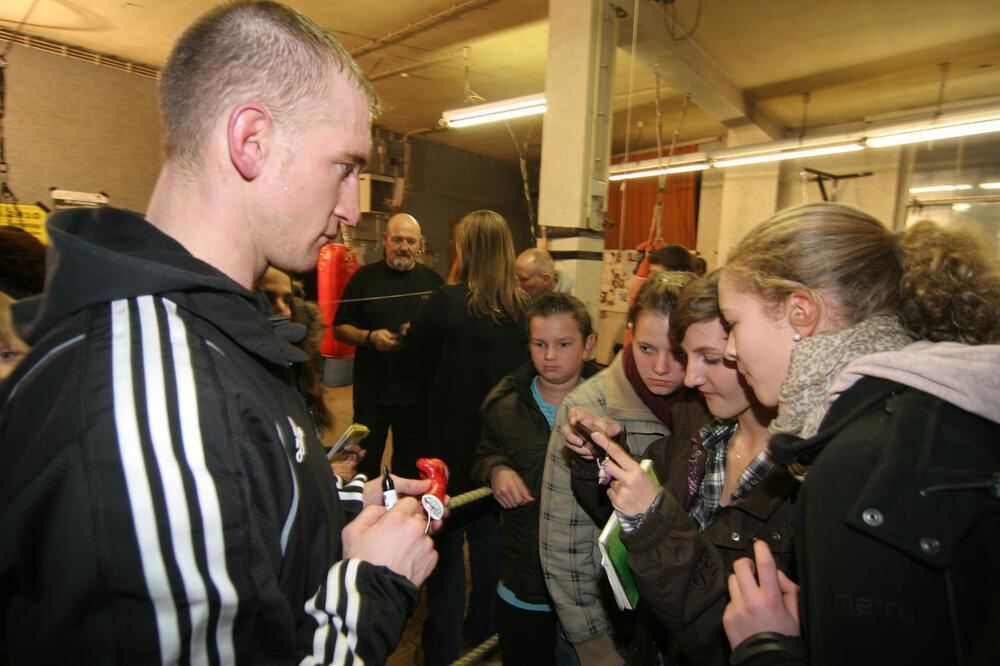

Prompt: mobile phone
xmin=571 ymin=421 xmax=603 ymax=457
xmin=327 ymin=423 xmax=370 ymax=460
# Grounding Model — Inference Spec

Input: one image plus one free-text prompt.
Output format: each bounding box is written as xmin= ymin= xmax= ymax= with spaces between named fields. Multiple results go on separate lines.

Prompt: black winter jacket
xmin=471 ymin=360 xmax=599 ymax=604
xmin=0 ymin=208 xmax=416 ymax=665
xmin=755 ymin=376 xmax=1000 ymax=666
xmin=397 ymin=284 xmax=529 ymax=494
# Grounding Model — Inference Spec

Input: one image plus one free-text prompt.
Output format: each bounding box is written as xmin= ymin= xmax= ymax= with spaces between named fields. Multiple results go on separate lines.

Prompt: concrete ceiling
xmin=3 ymin=0 xmax=1000 ymax=166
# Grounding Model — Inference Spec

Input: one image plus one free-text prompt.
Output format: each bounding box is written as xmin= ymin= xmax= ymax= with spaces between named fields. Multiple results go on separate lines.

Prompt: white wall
xmin=697 ymin=145 xmax=907 ymax=266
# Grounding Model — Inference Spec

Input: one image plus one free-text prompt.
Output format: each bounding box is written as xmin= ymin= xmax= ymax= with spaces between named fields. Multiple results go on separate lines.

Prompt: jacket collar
xmin=16 ymin=207 xmax=306 ymax=367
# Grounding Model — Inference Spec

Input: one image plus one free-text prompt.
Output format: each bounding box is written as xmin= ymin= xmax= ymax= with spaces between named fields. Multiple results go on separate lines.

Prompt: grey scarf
xmin=769 ymin=314 xmax=912 ymax=439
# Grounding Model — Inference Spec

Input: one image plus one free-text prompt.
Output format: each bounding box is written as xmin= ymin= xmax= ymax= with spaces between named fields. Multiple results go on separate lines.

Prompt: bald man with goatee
xmin=335 ymin=213 xmax=443 ymax=479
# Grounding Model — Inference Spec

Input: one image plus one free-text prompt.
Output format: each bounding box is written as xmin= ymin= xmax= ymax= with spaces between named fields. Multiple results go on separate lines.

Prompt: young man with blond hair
xmin=0 ymin=3 xmax=437 ymax=663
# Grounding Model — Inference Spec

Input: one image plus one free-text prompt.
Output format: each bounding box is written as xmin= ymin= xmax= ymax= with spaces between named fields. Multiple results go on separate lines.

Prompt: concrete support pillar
xmin=537 ymin=0 xmax=618 ymax=328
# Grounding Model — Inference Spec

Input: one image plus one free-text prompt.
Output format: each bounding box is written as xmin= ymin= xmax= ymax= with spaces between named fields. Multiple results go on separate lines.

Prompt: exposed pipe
xmin=368 ymin=48 xmax=462 ymax=82
xmin=348 ymin=0 xmax=495 ymax=58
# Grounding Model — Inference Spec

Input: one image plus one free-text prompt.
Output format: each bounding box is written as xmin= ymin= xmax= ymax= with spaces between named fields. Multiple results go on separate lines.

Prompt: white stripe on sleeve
xmin=162 ymin=298 xmax=239 ymax=664
xmin=111 ymin=298 xmax=181 ymax=663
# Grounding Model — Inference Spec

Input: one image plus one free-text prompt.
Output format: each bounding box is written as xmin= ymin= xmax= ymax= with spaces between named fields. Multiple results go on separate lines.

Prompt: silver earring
xmin=792 ymin=332 xmax=802 ymax=342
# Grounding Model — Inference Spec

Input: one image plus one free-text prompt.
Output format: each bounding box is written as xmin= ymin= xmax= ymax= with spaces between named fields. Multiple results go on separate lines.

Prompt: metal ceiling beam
xmin=623 ymin=0 xmax=784 ymax=140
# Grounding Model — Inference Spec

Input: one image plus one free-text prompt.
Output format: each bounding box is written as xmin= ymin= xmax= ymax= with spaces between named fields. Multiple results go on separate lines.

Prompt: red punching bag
xmin=317 ymin=243 xmax=359 ymax=358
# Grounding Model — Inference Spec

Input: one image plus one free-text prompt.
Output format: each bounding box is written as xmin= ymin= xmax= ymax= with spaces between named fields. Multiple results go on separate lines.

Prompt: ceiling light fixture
xmin=952 ymin=203 xmax=972 ymax=211
xmin=866 ymin=116 xmax=1000 ymax=147
xmin=908 ymin=184 xmax=973 ymax=194
xmin=712 ymin=142 xmax=865 ymax=168
xmin=607 ymin=101 xmax=1000 ymax=182
xmin=440 ymin=93 xmax=546 ymax=128
xmin=608 ymin=163 xmax=710 ymax=181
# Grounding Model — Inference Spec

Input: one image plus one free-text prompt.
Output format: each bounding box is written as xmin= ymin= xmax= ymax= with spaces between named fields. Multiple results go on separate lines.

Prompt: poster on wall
xmin=599 ymin=249 xmax=640 ymax=313
xmin=0 ymin=203 xmax=49 ymax=244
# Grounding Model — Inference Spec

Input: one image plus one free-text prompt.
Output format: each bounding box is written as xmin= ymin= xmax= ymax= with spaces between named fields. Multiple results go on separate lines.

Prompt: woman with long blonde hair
xmin=401 ymin=209 xmax=530 ymax=665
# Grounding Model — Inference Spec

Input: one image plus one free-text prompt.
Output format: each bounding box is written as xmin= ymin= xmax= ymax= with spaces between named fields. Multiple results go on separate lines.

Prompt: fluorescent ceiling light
xmin=952 ymin=203 xmax=972 ymax=211
xmin=712 ymin=143 xmax=864 ymax=168
xmin=979 ymin=182 xmax=1000 ymax=190
xmin=866 ymin=117 xmax=1000 ymax=147
xmin=608 ymin=163 xmax=710 ymax=181
xmin=441 ymin=94 xmax=546 ymax=128
xmin=908 ymin=184 xmax=972 ymax=194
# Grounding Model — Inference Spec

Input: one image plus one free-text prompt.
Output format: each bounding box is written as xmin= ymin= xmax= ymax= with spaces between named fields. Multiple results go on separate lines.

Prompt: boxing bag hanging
xmin=317 ymin=243 xmax=359 ymax=357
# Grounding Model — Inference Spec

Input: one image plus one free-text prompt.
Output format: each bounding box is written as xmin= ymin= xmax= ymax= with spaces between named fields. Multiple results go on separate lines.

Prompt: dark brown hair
xmin=0 ymin=227 xmax=46 ymax=298
xmin=525 ymin=292 xmax=593 ymax=339
xmin=669 ymin=270 xmax=721 ymax=349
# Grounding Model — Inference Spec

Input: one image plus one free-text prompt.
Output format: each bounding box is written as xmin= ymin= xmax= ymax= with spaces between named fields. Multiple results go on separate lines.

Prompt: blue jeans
xmin=422 ymin=503 xmax=499 ymax=665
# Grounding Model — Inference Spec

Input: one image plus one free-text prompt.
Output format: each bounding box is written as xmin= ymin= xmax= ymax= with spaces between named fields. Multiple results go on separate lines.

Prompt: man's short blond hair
xmin=159 ymin=1 xmax=378 ymax=165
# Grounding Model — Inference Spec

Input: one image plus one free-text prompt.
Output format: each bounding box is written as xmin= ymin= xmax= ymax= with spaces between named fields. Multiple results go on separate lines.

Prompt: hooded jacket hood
xmin=828 ymin=340 xmax=1000 ymax=425
xmin=13 ymin=207 xmax=305 ymax=365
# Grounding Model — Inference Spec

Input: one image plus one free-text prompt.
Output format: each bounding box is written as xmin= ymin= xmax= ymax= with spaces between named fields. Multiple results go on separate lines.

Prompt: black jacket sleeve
xmin=471 ymin=400 xmax=512 ymax=487
xmin=569 ymin=456 xmax=614 ymax=528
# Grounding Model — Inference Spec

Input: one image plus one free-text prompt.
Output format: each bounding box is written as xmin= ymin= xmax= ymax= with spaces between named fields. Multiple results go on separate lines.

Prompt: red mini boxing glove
xmin=415 ymin=457 xmax=449 ymax=520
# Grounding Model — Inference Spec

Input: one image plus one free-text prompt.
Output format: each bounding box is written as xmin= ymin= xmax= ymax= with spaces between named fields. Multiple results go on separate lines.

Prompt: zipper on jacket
xmin=919 ymin=472 xmax=1000 ymax=498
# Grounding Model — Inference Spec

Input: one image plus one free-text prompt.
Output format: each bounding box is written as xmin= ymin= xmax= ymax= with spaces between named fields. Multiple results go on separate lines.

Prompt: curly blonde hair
xmin=723 ymin=202 xmax=1000 ymax=344
xmin=898 ymin=220 xmax=1000 ymax=344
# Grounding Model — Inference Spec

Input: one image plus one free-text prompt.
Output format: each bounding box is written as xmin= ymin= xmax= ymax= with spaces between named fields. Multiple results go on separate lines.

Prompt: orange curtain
xmin=604 ymin=146 xmax=699 ymax=250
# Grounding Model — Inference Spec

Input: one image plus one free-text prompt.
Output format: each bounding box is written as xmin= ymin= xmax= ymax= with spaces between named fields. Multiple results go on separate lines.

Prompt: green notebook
xmin=597 ymin=458 xmax=658 ymax=611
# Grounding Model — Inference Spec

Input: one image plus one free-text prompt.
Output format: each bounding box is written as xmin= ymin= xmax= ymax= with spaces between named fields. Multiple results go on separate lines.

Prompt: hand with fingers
xmin=330 ymin=441 xmax=366 ymax=480
xmin=723 ymin=539 xmax=801 ymax=649
xmin=369 ymin=328 xmax=401 ymax=352
xmin=361 ymin=474 xmax=448 ymax=532
xmin=594 ymin=435 xmax=660 ymax=516
xmin=561 ymin=407 xmax=623 ymax=461
xmin=489 ymin=465 xmax=534 ymax=508
xmin=342 ymin=497 xmax=439 ymax=586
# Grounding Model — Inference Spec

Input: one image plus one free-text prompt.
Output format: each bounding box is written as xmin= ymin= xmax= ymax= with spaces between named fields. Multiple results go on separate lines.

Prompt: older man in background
xmin=334 ymin=212 xmax=443 ymax=479
xmin=515 ymin=247 xmax=575 ymax=298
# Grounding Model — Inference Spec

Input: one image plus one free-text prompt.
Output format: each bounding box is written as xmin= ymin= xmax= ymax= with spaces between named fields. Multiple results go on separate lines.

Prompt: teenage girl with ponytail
xmin=717 ymin=202 xmax=1000 ymax=666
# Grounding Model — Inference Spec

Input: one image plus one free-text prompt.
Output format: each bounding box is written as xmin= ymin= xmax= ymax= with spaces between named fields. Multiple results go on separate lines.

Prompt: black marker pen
xmin=382 ymin=465 xmax=397 ymax=509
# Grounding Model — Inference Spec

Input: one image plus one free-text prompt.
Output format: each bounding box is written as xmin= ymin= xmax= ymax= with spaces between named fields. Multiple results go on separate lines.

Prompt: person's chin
xmin=391 ymin=257 xmax=415 ymax=270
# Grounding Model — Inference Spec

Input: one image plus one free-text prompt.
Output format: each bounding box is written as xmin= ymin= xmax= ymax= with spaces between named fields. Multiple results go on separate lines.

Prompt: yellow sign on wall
xmin=0 ymin=204 xmax=48 ymax=244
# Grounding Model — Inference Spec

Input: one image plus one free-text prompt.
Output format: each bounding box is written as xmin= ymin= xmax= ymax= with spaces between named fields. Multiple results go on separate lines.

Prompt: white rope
xmin=316 ymin=290 xmax=434 ymax=307
xmin=447 ymin=486 xmax=493 ymax=510
xmin=451 ymin=634 xmax=499 ymax=665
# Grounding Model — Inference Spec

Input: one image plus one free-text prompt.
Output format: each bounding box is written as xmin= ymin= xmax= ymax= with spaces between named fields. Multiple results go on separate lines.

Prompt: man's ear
xmin=786 ymin=289 xmax=822 ymax=338
xmin=228 ymin=104 xmax=271 ymax=181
